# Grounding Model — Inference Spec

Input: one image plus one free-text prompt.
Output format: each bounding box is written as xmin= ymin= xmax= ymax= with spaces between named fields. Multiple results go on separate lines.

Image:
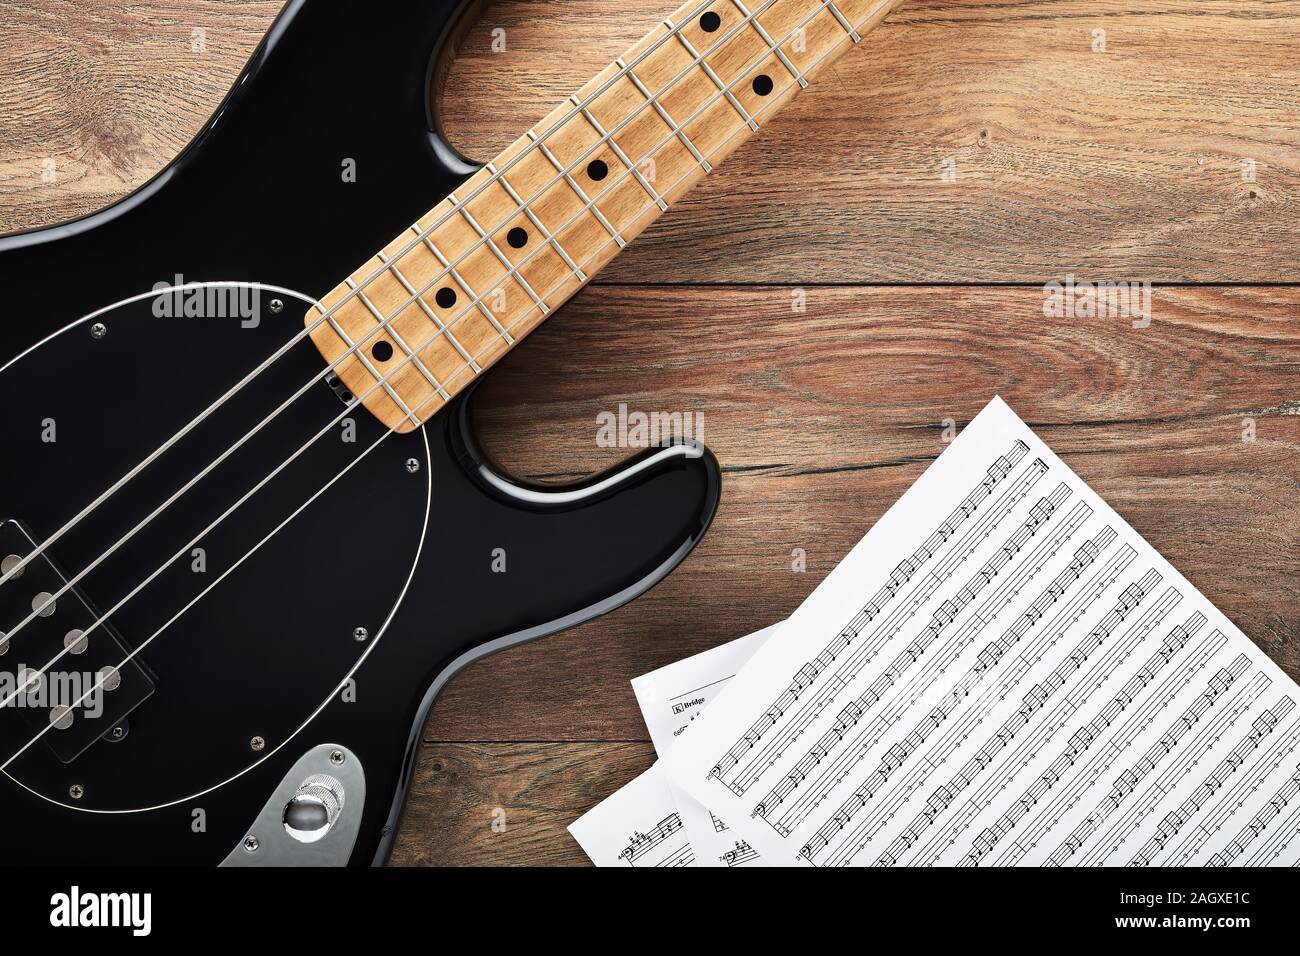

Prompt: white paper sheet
xmin=665 ymin=396 xmax=1300 ymax=867
xmin=632 ymin=627 xmax=775 ymax=866
xmin=568 ymin=762 xmax=695 ymax=867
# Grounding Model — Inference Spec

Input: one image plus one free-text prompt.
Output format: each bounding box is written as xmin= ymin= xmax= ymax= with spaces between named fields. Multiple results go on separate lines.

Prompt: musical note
xmin=658 ymin=397 xmax=1300 ymax=868
xmin=628 ymin=626 xmax=776 ymax=866
xmin=569 ymin=764 xmax=697 ymax=868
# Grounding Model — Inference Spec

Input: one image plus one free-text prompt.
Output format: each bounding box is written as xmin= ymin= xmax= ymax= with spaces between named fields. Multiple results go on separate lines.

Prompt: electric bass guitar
xmin=0 ymin=0 xmax=901 ymax=864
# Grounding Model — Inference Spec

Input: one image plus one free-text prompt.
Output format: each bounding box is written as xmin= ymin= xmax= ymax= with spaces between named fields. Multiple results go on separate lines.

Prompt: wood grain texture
xmin=410 ymin=282 xmax=1300 ymax=865
xmin=4 ymin=1 xmax=1298 ymax=280
xmin=0 ymin=0 xmax=281 ymax=231
xmin=448 ymin=283 xmax=1300 ymax=742
xmin=447 ymin=0 xmax=1300 ymax=283
xmin=388 ymin=743 xmax=656 ymax=866
xmin=3 ymin=0 xmax=1299 ymax=866
xmin=308 ymin=0 xmax=907 ymax=434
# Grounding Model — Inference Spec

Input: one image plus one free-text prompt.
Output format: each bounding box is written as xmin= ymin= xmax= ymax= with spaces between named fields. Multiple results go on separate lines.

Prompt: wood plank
xmin=307 ymin=0 xmax=906 ymax=434
xmin=446 ymin=0 xmax=1300 ymax=282
xmin=0 ymin=0 xmax=280 ymax=231
xmin=5 ymin=2 xmax=1299 ymax=866
xmin=388 ymin=742 xmax=654 ymax=866
xmin=3 ymin=1 xmax=1297 ymax=281
xmin=421 ymin=284 xmax=1300 ymax=742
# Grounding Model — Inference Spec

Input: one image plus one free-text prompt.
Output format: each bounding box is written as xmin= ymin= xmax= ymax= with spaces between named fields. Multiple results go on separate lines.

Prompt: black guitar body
xmin=0 ymin=0 xmax=719 ymax=864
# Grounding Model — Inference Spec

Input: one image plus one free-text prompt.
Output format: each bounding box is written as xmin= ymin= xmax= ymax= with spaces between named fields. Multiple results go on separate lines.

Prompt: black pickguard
xmin=0 ymin=0 xmax=720 ymax=864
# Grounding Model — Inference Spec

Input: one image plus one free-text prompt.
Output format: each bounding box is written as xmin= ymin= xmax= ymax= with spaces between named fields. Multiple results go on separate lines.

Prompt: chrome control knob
xmin=282 ymin=774 xmax=344 ymax=844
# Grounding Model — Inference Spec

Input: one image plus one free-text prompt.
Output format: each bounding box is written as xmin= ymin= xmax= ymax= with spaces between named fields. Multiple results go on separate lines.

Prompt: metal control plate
xmin=221 ymin=743 xmax=365 ymax=866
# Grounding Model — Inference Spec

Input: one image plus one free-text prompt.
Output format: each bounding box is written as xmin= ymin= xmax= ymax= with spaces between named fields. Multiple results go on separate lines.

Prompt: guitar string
xmin=0 ymin=0 xmax=868 ymax=722
xmin=0 ymin=0 xmax=862 ymax=688
xmin=0 ymin=0 xmax=759 ymax=590
xmin=0 ymin=1 xmax=882 ymax=774
xmin=0 ymin=0 xmax=826 ymax=652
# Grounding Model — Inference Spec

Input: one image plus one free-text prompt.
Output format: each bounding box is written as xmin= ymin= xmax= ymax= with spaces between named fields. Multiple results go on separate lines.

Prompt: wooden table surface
xmin=3 ymin=0 xmax=1298 ymax=865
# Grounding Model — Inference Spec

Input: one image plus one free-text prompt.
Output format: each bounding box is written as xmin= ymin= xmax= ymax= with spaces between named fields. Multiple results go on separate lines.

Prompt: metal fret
xmin=409 ymin=223 xmax=515 ymax=345
xmin=308 ymin=0 xmax=901 ymax=437
xmin=447 ymin=191 xmax=551 ymax=322
xmin=664 ymin=17 xmax=761 ymax=132
xmin=729 ymin=0 xmax=808 ymax=88
xmin=319 ymin=294 xmax=421 ymax=423
xmin=525 ymin=130 xmax=627 ymax=248
xmin=377 ymin=251 xmax=481 ymax=373
xmin=616 ymin=57 xmax=713 ymax=172
xmin=486 ymin=161 xmax=588 ymax=281
xmin=569 ymin=95 xmax=669 ymax=212
xmin=825 ymin=0 xmax=863 ymax=42
xmin=344 ymin=278 xmax=451 ymax=402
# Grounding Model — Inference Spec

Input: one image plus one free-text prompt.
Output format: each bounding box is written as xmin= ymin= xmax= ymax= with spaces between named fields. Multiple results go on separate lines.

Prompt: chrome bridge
xmin=0 ymin=519 xmax=155 ymax=763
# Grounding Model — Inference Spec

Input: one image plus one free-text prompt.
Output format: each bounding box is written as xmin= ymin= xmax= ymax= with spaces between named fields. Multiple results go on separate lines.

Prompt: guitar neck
xmin=309 ymin=0 xmax=904 ymax=433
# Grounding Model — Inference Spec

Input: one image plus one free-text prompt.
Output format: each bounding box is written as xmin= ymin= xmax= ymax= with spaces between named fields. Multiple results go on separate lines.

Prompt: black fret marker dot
xmin=587 ymin=159 xmax=609 ymax=181
xmin=435 ymin=286 xmax=457 ymax=309
xmin=507 ymin=227 xmax=529 ymax=249
xmin=752 ymin=74 xmax=774 ymax=96
xmin=700 ymin=11 xmax=721 ymax=32
xmin=371 ymin=340 xmax=394 ymax=362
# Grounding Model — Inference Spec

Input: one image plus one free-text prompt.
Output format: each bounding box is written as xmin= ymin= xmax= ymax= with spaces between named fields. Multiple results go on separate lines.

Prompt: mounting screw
xmin=106 ymin=722 xmax=128 ymax=742
xmin=250 ymin=735 xmax=266 ymax=752
xmin=90 ymin=322 xmax=107 ymax=340
xmin=243 ymin=836 xmax=260 ymax=853
xmin=329 ymin=749 xmax=345 ymax=766
xmin=405 ymin=457 xmax=420 ymax=474
xmin=268 ymin=298 xmax=284 ymax=314
xmin=68 ymin=784 xmax=84 ymax=800
xmin=353 ymin=626 xmax=369 ymax=643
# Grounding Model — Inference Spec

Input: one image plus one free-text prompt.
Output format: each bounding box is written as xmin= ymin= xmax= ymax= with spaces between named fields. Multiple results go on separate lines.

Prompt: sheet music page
xmin=632 ymin=626 xmax=775 ymax=866
xmin=665 ymin=396 xmax=1300 ymax=867
xmin=568 ymin=762 xmax=695 ymax=867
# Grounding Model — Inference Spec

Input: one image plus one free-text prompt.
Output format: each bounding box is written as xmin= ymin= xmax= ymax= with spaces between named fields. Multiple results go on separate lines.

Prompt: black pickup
xmin=0 ymin=519 xmax=155 ymax=763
